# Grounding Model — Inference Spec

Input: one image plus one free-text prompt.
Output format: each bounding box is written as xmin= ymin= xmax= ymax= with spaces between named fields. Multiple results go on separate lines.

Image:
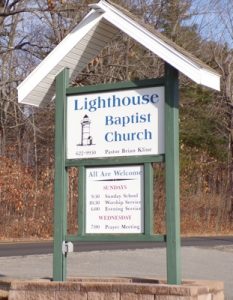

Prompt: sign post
xmin=165 ymin=64 xmax=181 ymax=284
xmin=53 ymin=68 xmax=69 ymax=281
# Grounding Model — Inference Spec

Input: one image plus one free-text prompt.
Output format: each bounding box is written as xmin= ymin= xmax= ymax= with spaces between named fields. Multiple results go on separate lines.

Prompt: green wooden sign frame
xmin=65 ymin=77 xmax=165 ymax=243
xmin=53 ymin=64 xmax=181 ymax=285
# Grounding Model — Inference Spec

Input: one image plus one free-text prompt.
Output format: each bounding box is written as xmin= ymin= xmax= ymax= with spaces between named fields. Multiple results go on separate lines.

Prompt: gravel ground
xmin=0 ymin=246 xmax=232 ymax=298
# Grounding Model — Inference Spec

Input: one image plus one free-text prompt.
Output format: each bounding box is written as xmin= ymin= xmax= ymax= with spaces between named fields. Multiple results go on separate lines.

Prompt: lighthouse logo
xmin=78 ymin=115 xmax=94 ymax=146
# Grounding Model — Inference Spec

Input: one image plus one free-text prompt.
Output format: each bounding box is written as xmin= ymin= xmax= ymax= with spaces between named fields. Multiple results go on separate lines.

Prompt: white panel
xmin=36 ymin=85 xmax=50 ymax=93
xmin=96 ymin=21 xmax=119 ymax=36
xmin=67 ymin=86 xmax=165 ymax=159
xmin=88 ymin=31 xmax=115 ymax=44
xmin=62 ymin=56 xmax=81 ymax=66
xmin=85 ymin=165 xmax=144 ymax=234
xmin=37 ymin=81 xmax=51 ymax=89
xmin=78 ymin=35 xmax=112 ymax=50
xmin=21 ymin=94 xmax=45 ymax=107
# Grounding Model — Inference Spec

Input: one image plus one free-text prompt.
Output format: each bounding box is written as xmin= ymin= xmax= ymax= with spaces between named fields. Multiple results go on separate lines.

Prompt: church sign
xmin=66 ymin=86 xmax=164 ymax=159
xmin=16 ymin=0 xmax=220 ymax=284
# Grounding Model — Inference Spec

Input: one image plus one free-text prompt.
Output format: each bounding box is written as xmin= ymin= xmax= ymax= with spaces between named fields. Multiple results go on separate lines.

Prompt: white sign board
xmin=67 ymin=86 xmax=164 ymax=159
xmin=85 ymin=165 xmax=144 ymax=234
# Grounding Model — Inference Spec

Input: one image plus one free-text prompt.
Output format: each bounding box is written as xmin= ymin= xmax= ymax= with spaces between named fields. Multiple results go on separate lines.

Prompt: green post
xmin=77 ymin=166 xmax=85 ymax=236
xmin=165 ymin=63 xmax=181 ymax=284
xmin=53 ymin=68 xmax=69 ymax=281
xmin=144 ymin=163 xmax=154 ymax=236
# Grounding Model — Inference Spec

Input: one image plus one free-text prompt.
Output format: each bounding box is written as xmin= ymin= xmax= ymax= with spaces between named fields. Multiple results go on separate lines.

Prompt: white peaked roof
xmin=17 ymin=0 xmax=221 ymax=107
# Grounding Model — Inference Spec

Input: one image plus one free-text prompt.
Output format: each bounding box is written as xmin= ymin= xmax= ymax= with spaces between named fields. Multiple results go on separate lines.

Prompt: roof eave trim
xmin=94 ymin=0 xmax=220 ymax=91
xmin=17 ymin=9 xmax=104 ymax=105
xmin=200 ymin=68 xmax=221 ymax=91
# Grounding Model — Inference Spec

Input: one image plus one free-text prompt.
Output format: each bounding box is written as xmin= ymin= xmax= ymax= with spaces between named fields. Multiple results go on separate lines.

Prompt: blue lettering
xmin=74 ymin=92 xmax=161 ymax=112
xmin=105 ymin=116 xmax=114 ymax=125
xmin=145 ymin=129 xmax=152 ymax=139
xmin=150 ymin=94 xmax=159 ymax=104
xmin=105 ymin=113 xmax=151 ymax=128
xmin=105 ymin=132 xmax=114 ymax=142
xmin=122 ymin=116 xmax=130 ymax=127
xmin=89 ymin=99 xmax=97 ymax=112
xmin=112 ymin=95 xmax=121 ymax=107
xmin=105 ymin=129 xmax=152 ymax=142
xmin=141 ymin=94 xmax=150 ymax=104
xmin=122 ymin=97 xmax=131 ymax=106
xmin=74 ymin=99 xmax=83 ymax=110
xmin=131 ymin=96 xmax=141 ymax=105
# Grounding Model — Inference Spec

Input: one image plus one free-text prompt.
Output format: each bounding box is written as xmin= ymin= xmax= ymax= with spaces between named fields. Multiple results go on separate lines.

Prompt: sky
xmin=188 ymin=0 xmax=233 ymax=47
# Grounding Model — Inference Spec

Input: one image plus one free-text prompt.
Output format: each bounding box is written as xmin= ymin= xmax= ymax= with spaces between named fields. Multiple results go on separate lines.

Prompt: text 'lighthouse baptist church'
xmin=67 ymin=86 xmax=165 ymax=159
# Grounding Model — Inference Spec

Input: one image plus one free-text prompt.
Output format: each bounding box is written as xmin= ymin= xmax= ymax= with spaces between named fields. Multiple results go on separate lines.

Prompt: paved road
xmin=0 ymin=237 xmax=232 ymax=298
xmin=0 ymin=236 xmax=233 ymax=257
